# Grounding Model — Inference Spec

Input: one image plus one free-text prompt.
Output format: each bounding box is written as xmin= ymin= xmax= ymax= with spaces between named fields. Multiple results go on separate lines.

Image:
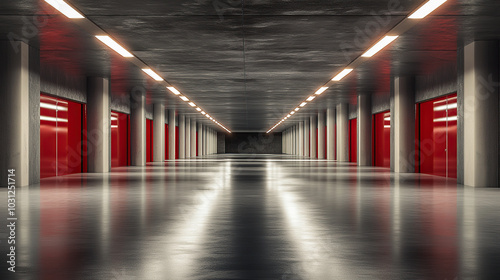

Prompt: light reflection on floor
xmin=1 ymin=154 xmax=499 ymax=280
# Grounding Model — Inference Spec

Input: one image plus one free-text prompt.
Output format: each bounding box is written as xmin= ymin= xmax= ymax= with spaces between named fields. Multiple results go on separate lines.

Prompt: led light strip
xmin=44 ymin=0 xmax=231 ymax=133
xmin=266 ymin=0 xmax=447 ymax=133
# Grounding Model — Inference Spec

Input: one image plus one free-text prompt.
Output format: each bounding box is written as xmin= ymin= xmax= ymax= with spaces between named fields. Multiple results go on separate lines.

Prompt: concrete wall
xmin=40 ymin=63 xmax=86 ymax=103
xmin=217 ymin=132 xmax=226 ymax=154
xmin=225 ymin=133 xmax=283 ymax=154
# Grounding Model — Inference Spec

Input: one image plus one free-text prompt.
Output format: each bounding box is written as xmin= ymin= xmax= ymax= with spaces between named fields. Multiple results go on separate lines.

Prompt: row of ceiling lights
xmin=44 ymin=0 xmax=231 ymax=133
xmin=266 ymin=0 xmax=447 ymax=133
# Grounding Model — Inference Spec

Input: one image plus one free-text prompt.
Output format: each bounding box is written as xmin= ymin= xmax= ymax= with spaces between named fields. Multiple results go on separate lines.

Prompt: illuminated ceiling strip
xmin=142 ymin=69 xmax=164 ymax=81
xmin=45 ymin=0 xmax=84 ymax=19
xmin=314 ymin=87 xmax=329 ymax=95
xmin=167 ymin=87 xmax=181 ymax=95
xmin=409 ymin=0 xmax=447 ymax=19
xmin=95 ymin=36 xmax=134 ymax=57
xmin=332 ymin=69 xmax=353 ymax=81
xmin=361 ymin=36 xmax=399 ymax=57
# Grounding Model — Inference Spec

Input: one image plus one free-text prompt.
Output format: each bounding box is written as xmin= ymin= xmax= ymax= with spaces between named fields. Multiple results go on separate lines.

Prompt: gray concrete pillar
xmin=168 ymin=110 xmax=176 ymax=160
xmin=293 ymin=124 xmax=299 ymax=155
xmin=299 ymin=122 xmax=304 ymax=156
xmin=282 ymin=129 xmax=286 ymax=154
xmin=392 ymin=77 xmax=415 ymax=173
xmin=464 ymin=41 xmax=499 ymax=187
xmin=202 ymin=125 xmax=207 ymax=155
xmin=357 ymin=94 xmax=372 ymax=166
xmin=191 ymin=119 xmax=197 ymax=157
xmin=0 ymin=41 xmax=39 ymax=186
xmin=130 ymin=85 xmax=146 ymax=166
xmin=304 ymin=119 xmax=310 ymax=157
xmin=318 ymin=111 xmax=325 ymax=159
xmin=288 ymin=129 xmax=292 ymax=155
xmin=207 ymin=128 xmax=210 ymax=155
xmin=310 ymin=115 xmax=317 ymax=158
xmin=327 ymin=107 xmax=336 ymax=160
xmin=178 ymin=114 xmax=185 ymax=159
xmin=153 ymin=103 xmax=165 ymax=162
xmin=185 ymin=117 xmax=191 ymax=158
xmin=198 ymin=123 xmax=203 ymax=157
xmin=336 ymin=103 xmax=349 ymax=162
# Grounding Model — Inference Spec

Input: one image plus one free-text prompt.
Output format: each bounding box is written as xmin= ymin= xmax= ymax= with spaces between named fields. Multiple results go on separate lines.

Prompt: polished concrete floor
xmin=1 ymin=154 xmax=500 ymax=280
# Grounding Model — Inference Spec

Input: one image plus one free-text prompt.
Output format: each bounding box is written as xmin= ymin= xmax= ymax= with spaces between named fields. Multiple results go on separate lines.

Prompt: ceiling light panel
xmin=362 ymin=36 xmax=399 ymax=57
xmin=332 ymin=69 xmax=354 ymax=81
xmin=45 ymin=0 xmax=84 ymax=19
xmin=142 ymin=69 xmax=164 ymax=81
xmin=409 ymin=0 xmax=447 ymax=19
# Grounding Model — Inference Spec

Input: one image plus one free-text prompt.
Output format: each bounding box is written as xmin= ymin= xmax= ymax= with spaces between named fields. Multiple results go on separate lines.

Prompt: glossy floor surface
xmin=1 ymin=154 xmax=500 ymax=280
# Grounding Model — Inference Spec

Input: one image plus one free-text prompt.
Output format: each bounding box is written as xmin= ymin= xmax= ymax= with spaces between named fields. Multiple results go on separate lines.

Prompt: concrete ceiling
xmin=1 ymin=0 xmax=500 ymax=132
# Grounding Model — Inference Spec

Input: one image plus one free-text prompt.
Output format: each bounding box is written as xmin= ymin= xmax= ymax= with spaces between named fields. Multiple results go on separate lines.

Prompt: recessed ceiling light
xmin=361 ymin=36 xmax=398 ymax=57
xmin=314 ymin=87 xmax=329 ymax=95
xmin=332 ymin=68 xmax=354 ymax=81
xmin=179 ymin=95 xmax=189 ymax=102
xmin=167 ymin=87 xmax=181 ymax=95
xmin=201 ymin=111 xmax=206 ymax=115
xmin=287 ymin=114 xmax=291 ymax=118
xmin=196 ymin=107 xmax=202 ymax=111
xmin=142 ymin=69 xmax=164 ymax=81
xmin=294 ymin=108 xmax=300 ymax=111
xmin=409 ymin=0 xmax=447 ymax=19
xmin=45 ymin=0 xmax=84 ymax=18
xmin=299 ymin=102 xmax=307 ymax=107
xmin=290 ymin=111 xmax=295 ymax=115
xmin=188 ymin=102 xmax=196 ymax=107
xmin=95 ymin=36 xmax=133 ymax=57
xmin=306 ymin=96 xmax=316 ymax=101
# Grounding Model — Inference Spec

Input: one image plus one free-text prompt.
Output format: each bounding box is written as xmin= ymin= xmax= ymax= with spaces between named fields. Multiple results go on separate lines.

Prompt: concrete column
xmin=153 ymin=103 xmax=165 ymax=162
xmin=357 ymin=94 xmax=372 ymax=166
xmin=282 ymin=129 xmax=286 ymax=154
xmin=203 ymin=125 xmax=207 ymax=155
xmin=211 ymin=129 xmax=215 ymax=154
xmin=294 ymin=125 xmax=298 ymax=155
xmin=286 ymin=128 xmax=292 ymax=154
xmin=198 ymin=123 xmax=203 ymax=157
xmin=207 ymin=128 xmax=211 ymax=155
xmin=392 ymin=76 xmax=415 ymax=173
xmin=336 ymin=103 xmax=349 ymax=162
xmin=293 ymin=124 xmax=299 ymax=155
xmin=318 ymin=111 xmax=325 ymax=159
xmin=298 ymin=122 xmax=304 ymax=156
xmin=304 ymin=119 xmax=310 ymax=157
xmin=327 ymin=107 xmax=335 ymax=160
xmin=310 ymin=115 xmax=317 ymax=158
xmin=130 ymin=84 xmax=145 ymax=166
xmin=185 ymin=117 xmax=191 ymax=158
xmin=0 ymin=41 xmax=39 ymax=186
xmin=288 ymin=129 xmax=291 ymax=154
xmin=463 ymin=41 xmax=499 ymax=187
xmin=88 ymin=77 xmax=111 ymax=172
xmin=168 ymin=110 xmax=176 ymax=160
xmin=191 ymin=119 xmax=197 ymax=157
xmin=178 ymin=114 xmax=185 ymax=159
